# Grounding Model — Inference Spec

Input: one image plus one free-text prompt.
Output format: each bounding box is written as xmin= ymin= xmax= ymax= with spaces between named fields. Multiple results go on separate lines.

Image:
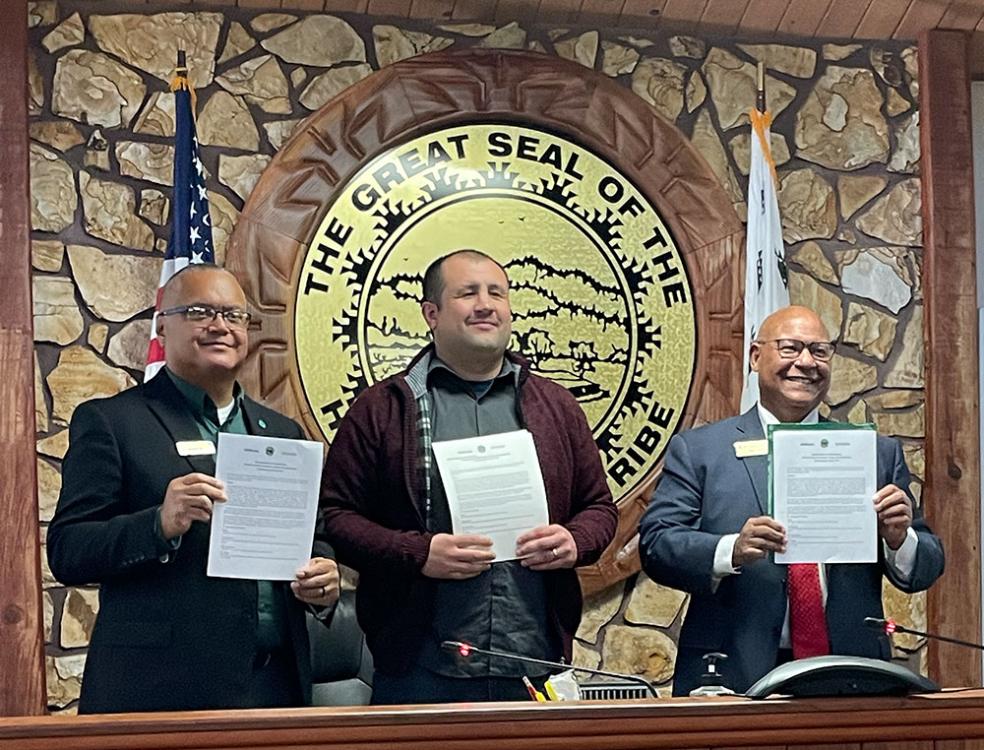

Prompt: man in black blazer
xmin=48 ymin=264 xmax=339 ymax=713
xmin=639 ymin=305 xmax=944 ymax=695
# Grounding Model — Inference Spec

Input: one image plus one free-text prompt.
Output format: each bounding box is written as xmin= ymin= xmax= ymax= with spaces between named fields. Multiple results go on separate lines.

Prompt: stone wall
xmin=27 ymin=0 xmax=925 ymax=709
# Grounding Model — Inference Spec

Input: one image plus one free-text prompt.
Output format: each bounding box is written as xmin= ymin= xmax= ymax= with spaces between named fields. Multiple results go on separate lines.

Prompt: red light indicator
xmin=459 ymin=644 xmax=472 ymax=657
xmin=884 ymin=619 xmax=897 ymax=634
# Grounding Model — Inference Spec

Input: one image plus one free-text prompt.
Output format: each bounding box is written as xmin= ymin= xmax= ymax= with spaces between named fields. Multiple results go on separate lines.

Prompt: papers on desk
xmin=207 ymin=433 xmax=323 ymax=580
xmin=431 ymin=430 xmax=549 ymax=561
xmin=770 ymin=423 xmax=877 ymax=565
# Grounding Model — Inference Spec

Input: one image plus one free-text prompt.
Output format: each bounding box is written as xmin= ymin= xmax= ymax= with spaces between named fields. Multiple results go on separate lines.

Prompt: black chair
xmin=306 ymin=588 xmax=373 ymax=705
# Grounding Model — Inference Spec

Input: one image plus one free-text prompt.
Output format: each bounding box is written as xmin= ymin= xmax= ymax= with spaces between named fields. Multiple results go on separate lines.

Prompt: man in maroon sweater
xmin=319 ymin=250 xmax=617 ymax=704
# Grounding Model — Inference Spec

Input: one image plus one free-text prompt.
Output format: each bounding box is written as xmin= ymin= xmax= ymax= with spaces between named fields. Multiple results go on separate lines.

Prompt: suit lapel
xmin=735 ymin=408 xmax=768 ymax=514
xmin=241 ymin=398 xmax=275 ymax=438
xmin=144 ymin=373 xmax=216 ymax=475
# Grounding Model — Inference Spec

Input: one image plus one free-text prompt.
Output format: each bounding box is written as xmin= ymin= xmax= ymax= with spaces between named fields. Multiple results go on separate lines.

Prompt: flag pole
xmin=756 ymin=61 xmax=766 ymax=113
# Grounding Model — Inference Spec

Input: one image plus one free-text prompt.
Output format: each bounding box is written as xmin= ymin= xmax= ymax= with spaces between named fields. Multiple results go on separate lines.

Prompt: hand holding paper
xmin=516 ymin=524 xmax=577 ymax=570
xmin=873 ymin=483 xmax=913 ymax=549
xmin=291 ymin=556 xmax=340 ymax=606
xmin=422 ymin=533 xmax=495 ymax=580
xmin=160 ymin=472 xmax=227 ymax=540
xmin=732 ymin=515 xmax=787 ymax=567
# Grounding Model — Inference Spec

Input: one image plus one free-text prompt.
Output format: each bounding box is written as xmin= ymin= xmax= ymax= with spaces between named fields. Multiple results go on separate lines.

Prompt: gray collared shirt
xmin=418 ymin=356 xmax=559 ymax=678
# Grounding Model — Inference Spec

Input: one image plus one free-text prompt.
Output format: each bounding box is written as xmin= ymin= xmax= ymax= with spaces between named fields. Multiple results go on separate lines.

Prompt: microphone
xmin=864 ymin=617 xmax=984 ymax=651
xmin=440 ymin=640 xmax=660 ymax=698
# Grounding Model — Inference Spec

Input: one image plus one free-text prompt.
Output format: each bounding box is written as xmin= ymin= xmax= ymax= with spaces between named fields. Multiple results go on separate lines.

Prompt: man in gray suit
xmin=639 ymin=305 xmax=944 ymax=695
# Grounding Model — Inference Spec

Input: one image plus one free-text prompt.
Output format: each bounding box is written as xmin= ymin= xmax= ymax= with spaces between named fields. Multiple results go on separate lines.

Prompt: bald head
xmin=750 ymin=305 xmax=833 ymax=422
xmin=757 ymin=305 xmax=830 ymax=343
xmin=160 ymin=264 xmax=243 ymax=310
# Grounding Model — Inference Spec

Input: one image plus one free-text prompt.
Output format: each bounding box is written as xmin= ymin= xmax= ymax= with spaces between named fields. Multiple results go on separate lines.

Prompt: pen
xmin=522 ymin=675 xmax=547 ymax=702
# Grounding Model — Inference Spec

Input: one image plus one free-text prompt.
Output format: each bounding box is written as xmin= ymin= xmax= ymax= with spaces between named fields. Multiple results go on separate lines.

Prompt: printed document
xmin=207 ymin=433 xmax=322 ymax=580
xmin=771 ymin=424 xmax=878 ymax=564
xmin=432 ymin=430 xmax=549 ymax=561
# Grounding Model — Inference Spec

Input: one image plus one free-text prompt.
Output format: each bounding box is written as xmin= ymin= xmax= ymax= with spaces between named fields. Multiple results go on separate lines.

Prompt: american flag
xmin=145 ymin=54 xmax=215 ymax=381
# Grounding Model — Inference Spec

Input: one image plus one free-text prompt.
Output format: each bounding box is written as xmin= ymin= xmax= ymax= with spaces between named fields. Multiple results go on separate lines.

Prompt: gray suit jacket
xmin=638 ymin=408 xmax=945 ymax=695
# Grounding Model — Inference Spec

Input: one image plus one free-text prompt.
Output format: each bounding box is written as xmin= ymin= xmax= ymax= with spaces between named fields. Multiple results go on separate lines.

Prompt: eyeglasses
xmin=757 ymin=338 xmax=835 ymax=362
xmin=158 ymin=304 xmax=252 ymax=328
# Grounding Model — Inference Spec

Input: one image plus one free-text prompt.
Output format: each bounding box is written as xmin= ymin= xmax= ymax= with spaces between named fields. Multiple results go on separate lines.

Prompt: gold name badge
xmin=175 ymin=440 xmax=216 ymax=457
xmin=733 ymin=439 xmax=768 ymax=458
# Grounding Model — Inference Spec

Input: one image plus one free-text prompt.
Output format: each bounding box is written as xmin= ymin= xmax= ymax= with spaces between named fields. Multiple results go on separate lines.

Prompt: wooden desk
xmin=3 ymin=691 xmax=984 ymax=750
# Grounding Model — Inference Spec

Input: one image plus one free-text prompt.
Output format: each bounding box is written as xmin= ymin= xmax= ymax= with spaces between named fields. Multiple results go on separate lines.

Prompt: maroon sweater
xmin=318 ymin=347 xmax=617 ymax=674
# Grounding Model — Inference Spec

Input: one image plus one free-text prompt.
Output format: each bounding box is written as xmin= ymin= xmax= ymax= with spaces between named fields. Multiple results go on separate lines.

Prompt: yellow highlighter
xmin=522 ymin=675 xmax=547 ymax=702
xmin=544 ymin=681 xmax=560 ymax=701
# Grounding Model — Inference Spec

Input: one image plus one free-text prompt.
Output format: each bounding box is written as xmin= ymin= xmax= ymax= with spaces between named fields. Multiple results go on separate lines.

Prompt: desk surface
xmin=3 ymin=690 xmax=984 ymax=750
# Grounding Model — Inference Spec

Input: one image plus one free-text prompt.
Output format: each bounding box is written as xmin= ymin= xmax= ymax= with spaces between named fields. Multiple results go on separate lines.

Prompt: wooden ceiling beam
xmin=939 ymin=0 xmax=984 ymax=30
xmin=699 ymin=0 xmax=753 ymax=36
xmin=895 ymin=0 xmax=948 ymax=39
xmin=855 ymin=0 xmax=915 ymax=38
xmin=367 ymin=0 xmax=413 ymax=17
xmin=776 ymin=0 xmax=835 ymax=37
xmin=735 ymin=0 xmax=786 ymax=33
xmin=409 ymin=0 xmax=454 ymax=20
xmin=451 ymin=0 xmax=497 ymax=20
xmin=537 ymin=0 xmax=580 ymax=23
xmin=659 ymin=0 xmax=709 ymax=32
xmin=576 ymin=0 xmax=628 ymax=26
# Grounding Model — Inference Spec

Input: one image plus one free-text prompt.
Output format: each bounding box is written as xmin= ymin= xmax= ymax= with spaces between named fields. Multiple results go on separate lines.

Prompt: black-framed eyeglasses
xmin=757 ymin=338 xmax=835 ymax=362
xmin=158 ymin=304 xmax=252 ymax=328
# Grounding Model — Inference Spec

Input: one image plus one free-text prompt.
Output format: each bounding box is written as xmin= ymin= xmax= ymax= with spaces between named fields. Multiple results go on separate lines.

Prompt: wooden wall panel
xmin=919 ymin=28 xmax=982 ymax=689
xmin=0 ymin=0 xmax=45 ymax=719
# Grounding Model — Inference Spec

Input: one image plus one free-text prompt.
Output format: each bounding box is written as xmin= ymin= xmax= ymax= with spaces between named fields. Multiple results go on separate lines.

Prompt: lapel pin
xmin=258 ymin=418 xmax=268 ymax=429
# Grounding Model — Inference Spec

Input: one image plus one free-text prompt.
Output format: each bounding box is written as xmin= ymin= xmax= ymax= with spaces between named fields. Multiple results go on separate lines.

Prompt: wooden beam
xmin=698 ymin=0 xmax=752 ymax=35
xmin=919 ymin=28 xmax=981 ymax=689
xmin=814 ymin=0 xmax=868 ymax=38
xmin=0 ymin=0 xmax=46 ymax=718
xmin=894 ymin=0 xmax=947 ymax=40
xmin=775 ymin=0 xmax=833 ymax=37
xmin=939 ymin=1 xmax=984 ymax=31
xmin=854 ymin=0 xmax=913 ymax=39
xmin=735 ymin=0 xmax=786 ymax=34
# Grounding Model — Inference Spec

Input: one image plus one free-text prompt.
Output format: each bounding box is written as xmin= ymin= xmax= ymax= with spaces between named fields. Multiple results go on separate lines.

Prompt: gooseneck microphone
xmin=440 ymin=640 xmax=660 ymax=698
xmin=864 ymin=617 xmax=984 ymax=651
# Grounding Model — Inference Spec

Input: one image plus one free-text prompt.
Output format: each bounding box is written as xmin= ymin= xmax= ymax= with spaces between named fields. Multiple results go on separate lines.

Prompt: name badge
xmin=176 ymin=440 xmax=216 ymax=457
xmin=733 ymin=439 xmax=768 ymax=458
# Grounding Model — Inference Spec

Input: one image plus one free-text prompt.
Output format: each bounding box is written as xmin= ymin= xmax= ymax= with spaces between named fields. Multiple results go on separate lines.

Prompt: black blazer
xmin=48 ymin=373 xmax=321 ymax=713
xmin=638 ymin=408 xmax=945 ymax=696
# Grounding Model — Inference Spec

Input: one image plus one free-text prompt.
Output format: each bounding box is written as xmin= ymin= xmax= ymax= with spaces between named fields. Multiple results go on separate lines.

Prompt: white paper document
xmin=771 ymin=426 xmax=878 ymax=565
xmin=207 ymin=433 xmax=323 ymax=580
xmin=431 ymin=430 xmax=549 ymax=561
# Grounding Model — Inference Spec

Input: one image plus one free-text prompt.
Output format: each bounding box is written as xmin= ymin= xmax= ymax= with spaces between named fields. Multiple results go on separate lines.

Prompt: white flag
xmin=740 ymin=108 xmax=789 ymax=413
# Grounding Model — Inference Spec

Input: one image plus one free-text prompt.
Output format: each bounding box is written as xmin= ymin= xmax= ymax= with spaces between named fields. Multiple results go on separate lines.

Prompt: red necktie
xmin=787 ymin=563 xmax=830 ymax=659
